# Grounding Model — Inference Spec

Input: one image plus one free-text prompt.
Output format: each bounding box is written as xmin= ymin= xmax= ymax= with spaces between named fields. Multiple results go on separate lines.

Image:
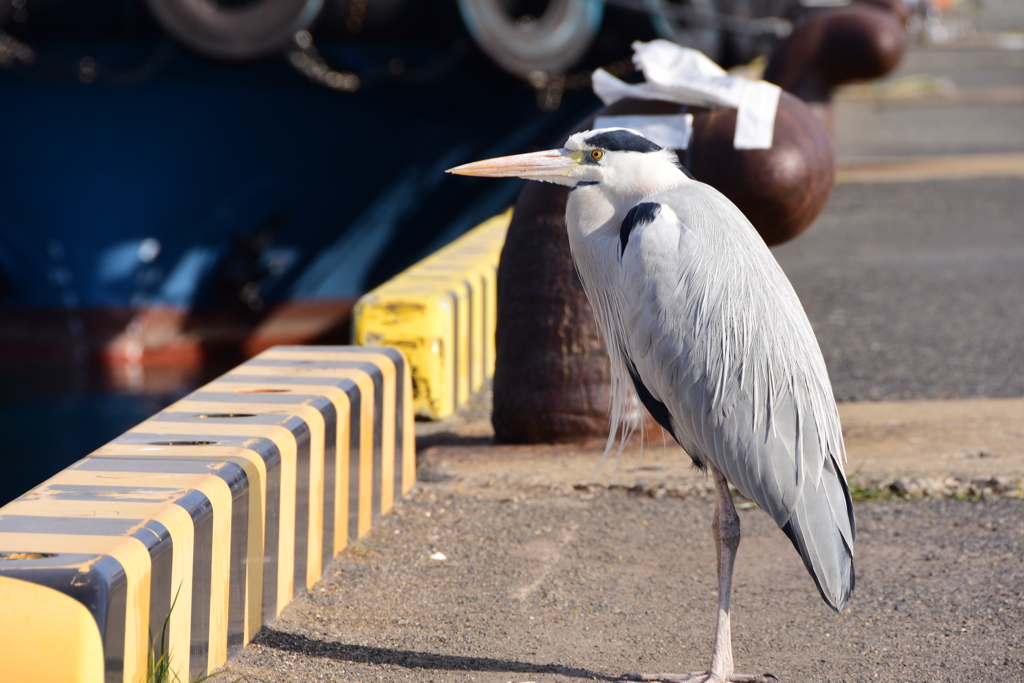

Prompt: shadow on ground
xmin=254 ymin=628 xmax=618 ymax=680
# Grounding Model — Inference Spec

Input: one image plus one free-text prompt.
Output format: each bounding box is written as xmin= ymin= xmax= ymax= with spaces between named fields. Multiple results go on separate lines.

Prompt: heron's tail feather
xmin=780 ymin=453 xmax=856 ymax=612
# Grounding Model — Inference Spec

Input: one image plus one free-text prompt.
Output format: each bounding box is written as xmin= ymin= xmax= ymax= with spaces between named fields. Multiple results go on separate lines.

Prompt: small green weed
xmin=847 ymin=481 xmax=896 ymax=502
xmin=147 ymin=587 xmax=235 ymax=683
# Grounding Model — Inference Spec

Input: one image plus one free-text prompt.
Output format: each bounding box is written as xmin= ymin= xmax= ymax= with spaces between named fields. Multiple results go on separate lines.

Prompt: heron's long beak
xmin=446 ymin=149 xmax=580 ymax=180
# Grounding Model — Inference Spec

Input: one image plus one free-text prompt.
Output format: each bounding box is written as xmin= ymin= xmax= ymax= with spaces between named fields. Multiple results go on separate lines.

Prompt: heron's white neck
xmin=567 ymin=149 xmax=689 ymax=237
xmin=595 ymin=149 xmax=689 ymax=211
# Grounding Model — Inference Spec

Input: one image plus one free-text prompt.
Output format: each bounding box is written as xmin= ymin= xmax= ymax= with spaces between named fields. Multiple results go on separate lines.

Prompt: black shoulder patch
xmin=678 ymin=162 xmax=696 ymax=180
xmin=586 ymin=129 xmax=662 ymax=153
xmin=619 ymin=202 xmax=661 ymax=257
xmin=624 ymin=354 xmax=679 ymax=441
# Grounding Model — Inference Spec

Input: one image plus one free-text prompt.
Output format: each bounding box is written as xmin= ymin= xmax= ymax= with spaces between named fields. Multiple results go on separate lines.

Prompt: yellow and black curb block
xmin=353 ymin=209 xmax=510 ymax=419
xmin=0 ymin=345 xmax=414 ymax=683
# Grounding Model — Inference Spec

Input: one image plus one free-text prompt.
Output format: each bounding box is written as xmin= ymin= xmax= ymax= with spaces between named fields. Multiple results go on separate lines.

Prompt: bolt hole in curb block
xmin=0 ymin=345 xmax=414 ymax=683
xmin=194 ymin=414 xmax=259 ymax=419
xmin=233 ymin=388 xmax=293 ymax=393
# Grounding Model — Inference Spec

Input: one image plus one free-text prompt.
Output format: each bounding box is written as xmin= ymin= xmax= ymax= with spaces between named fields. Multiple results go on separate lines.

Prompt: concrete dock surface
xmin=229 ymin=24 xmax=1024 ymax=683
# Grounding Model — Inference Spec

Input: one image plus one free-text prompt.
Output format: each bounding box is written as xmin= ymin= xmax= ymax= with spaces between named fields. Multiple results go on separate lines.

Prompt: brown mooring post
xmin=853 ymin=0 xmax=913 ymax=26
xmin=492 ymin=179 xmax=612 ymax=443
xmin=763 ymin=1 xmax=908 ymax=134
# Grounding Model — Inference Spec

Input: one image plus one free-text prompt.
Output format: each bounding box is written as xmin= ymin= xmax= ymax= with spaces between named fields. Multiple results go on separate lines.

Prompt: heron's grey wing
xmin=616 ymin=184 xmax=855 ymax=611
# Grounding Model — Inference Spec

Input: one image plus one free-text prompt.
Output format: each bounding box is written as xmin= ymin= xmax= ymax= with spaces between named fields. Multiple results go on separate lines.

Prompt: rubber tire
xmin=456 ymin=0 xmax=605 ymax=79
xmin=145 ymin=0 xmax=324 ymax=62
xmin=645 ymin=0 xmax=723 ymax=62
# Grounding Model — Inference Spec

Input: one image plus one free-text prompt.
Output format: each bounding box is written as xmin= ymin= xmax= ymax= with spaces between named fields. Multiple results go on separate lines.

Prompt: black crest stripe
xmin=586 ymin=130 xmax=662 ymax=153
xmin=620 ymin=202 xmax=661 ymax=257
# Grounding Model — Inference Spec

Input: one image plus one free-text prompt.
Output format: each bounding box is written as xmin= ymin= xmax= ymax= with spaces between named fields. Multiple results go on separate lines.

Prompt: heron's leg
xmin=622 ymin=468 xmax=777 ymax=683
xmin=709 ymin=465 xmax=740 ymax=679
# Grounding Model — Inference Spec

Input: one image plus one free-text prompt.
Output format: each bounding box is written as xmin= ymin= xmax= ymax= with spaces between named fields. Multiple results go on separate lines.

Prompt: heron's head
xmin=446 ymin=128 xmax=686 ymax=195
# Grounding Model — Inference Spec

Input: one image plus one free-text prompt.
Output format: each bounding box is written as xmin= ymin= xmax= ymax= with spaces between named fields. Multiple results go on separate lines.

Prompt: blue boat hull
xmin=0 ymin=39 xmax=599 ymax=363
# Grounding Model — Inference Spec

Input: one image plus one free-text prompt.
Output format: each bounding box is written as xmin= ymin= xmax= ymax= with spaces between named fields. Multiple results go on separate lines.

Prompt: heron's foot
xmin=623 ymin=672 xmax=779 ymax=683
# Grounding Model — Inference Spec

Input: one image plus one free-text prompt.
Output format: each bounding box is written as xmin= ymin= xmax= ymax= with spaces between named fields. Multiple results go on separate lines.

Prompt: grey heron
xmin=448 ymin=128 xmax=855 ymax=683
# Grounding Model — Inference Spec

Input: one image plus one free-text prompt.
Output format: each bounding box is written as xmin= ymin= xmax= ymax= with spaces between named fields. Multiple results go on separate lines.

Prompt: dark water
xmin=0 ymin=362 xmax=231 ymax=507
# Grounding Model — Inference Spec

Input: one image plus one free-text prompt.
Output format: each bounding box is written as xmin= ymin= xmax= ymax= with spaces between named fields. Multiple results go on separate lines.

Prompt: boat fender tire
xmin=146 ymin=0 xmax=325 ymax=62
xmin=456 ymin=0 xmax=604 ymax=79
xmin=645 ymin=0 xmax=723 ymax=62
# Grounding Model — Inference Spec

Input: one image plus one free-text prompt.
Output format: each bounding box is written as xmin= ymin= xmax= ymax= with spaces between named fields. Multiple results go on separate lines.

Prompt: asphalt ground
xmin=232 ymin=487 xmax=1023 ymax=683
xmin=228 ymin=35 xmax=1024 ymax=683
xmin=773 ymin=176 xmax=1024 ymax=402
xmin=833 ymin=47 xmax=1024 ymax=159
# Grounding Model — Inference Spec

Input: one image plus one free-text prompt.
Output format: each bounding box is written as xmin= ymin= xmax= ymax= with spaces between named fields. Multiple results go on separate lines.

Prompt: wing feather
xmin=615 ymin=183 xmax=856 ymax=611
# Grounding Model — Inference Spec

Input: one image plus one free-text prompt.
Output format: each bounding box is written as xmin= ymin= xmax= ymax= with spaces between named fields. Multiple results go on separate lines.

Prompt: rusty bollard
xmin=492 ymin=179 xmax=611 ymax=443
xmin=763 ymin=0 xmax=908 ymax=134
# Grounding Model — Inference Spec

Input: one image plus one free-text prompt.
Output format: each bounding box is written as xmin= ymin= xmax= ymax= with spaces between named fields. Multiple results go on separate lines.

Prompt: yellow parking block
xmin=0 ymin=575 xmax=104 ymax=683
xmin=353 ymin=209 xmax=509 ymax=418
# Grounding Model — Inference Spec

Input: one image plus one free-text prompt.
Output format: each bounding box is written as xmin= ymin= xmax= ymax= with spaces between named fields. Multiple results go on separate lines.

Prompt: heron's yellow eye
xmin=591 ymin=150 xmax=603 ymax=160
